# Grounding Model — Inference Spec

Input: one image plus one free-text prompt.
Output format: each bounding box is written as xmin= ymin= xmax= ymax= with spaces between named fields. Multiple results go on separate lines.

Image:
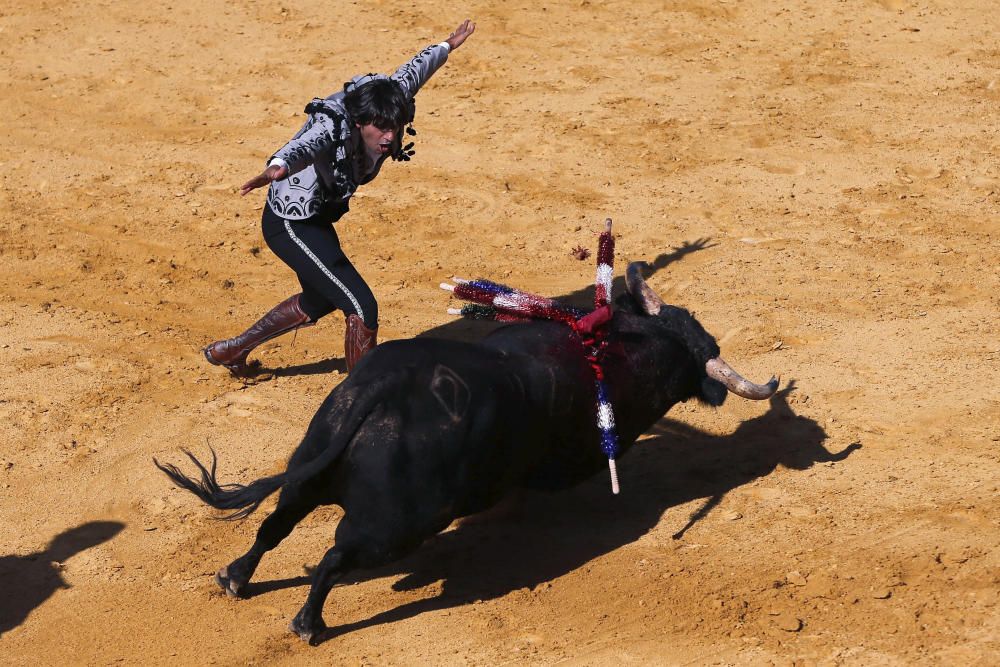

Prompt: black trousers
xmin=262 ymin=203 xmax=378 ymax=329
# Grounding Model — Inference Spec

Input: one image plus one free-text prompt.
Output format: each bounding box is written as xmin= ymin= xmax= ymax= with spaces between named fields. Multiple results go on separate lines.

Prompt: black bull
xmin=155 ymin=263 xmax=778 ymax=643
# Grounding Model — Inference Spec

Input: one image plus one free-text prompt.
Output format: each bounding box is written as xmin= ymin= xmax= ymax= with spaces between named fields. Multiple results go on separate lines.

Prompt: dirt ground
xmin=1 ymin=0 xmax=998 ymax=664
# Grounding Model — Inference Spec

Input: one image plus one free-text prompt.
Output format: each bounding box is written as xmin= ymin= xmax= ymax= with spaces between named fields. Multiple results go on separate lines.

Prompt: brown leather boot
xmin=344 ymin=314 xmax=377 ymax=373
xmin=204 ymin=294 xmax=313 ymax=375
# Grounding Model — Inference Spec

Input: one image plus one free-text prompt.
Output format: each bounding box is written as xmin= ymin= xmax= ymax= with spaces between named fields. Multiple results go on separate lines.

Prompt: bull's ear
xmin=699 ymin=377 xmax=727 ymax=407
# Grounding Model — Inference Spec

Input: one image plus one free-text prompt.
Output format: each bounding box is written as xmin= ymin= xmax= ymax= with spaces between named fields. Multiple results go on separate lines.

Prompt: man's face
xmin=357 ymin=123 xmax=397 ymax=156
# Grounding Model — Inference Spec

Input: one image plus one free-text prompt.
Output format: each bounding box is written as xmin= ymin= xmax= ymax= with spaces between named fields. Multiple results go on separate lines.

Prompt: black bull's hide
xmin=155 ymin=289 xmax=783 ymax=643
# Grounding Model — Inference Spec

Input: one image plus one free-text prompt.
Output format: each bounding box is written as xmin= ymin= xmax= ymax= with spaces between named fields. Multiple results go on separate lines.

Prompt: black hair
xmin=656 ymin=304 xmax=721 ymax=366
xmin=343 ymin=78 xmax=413 ymax=130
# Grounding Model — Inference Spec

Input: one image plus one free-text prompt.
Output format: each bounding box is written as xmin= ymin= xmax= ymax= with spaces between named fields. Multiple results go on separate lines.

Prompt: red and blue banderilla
xmin=441 ymin=219 xmax=622 ymax=494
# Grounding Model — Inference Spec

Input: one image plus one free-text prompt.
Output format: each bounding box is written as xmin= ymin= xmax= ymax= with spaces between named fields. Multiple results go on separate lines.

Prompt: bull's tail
xmin=154 ymin=373 xmax=392 ymax=521
xmin=153 ymin=449 xmax=286 ymax=521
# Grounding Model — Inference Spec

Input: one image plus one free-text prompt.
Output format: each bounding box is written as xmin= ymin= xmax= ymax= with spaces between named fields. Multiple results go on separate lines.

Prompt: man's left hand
xmin=445 ymin=19 xmax=476 ymax=51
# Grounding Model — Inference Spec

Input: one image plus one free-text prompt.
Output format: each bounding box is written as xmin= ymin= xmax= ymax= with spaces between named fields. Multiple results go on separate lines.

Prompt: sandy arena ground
xmin=1 ymin=0 xmax=998 ymax=664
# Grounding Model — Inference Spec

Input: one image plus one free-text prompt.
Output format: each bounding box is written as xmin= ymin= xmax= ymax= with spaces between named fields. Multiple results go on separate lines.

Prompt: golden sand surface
xmin=1 ymin=1 xmax=997 ymax=663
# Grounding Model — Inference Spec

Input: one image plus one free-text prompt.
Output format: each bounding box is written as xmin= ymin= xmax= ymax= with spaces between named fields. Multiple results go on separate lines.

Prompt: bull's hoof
xmin=289 ymin=612 xmax=326 ymax=646
xmin=214 ymin=566 xmax=245 ymax=599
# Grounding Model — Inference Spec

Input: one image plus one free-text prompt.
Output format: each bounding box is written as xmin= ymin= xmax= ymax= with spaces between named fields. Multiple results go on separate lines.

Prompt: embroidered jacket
xmin=266 ymin=43 xmax=451 ymax=219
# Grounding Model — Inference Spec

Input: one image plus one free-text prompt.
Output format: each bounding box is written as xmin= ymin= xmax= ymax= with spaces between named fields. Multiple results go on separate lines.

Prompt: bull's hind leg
xmin=289 ymin=544 xmax=355 ymax=644
xmin=216 ymin=493 xmax=315 ymax=598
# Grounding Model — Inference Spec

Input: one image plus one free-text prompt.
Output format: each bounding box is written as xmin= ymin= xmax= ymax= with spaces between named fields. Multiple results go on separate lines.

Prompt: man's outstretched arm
xmin=241 ymin=109 xmax=348 ymax=195
xmin=391 ymin=20 xmax=476 ymax=99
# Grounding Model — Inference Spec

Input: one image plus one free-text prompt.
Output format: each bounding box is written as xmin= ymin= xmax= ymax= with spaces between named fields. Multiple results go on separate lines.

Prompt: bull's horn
xmin=625 ymin=262 xmax=665 ymax=316
xmin=705 ymin=357 xmax=779 ymax=400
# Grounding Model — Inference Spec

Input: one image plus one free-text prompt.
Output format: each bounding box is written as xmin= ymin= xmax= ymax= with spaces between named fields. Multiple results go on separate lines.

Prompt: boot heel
xmin=345 ymin=314 xmax=378 ymax=373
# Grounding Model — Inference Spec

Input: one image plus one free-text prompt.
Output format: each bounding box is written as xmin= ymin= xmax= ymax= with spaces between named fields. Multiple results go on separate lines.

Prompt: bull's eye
xmin=700 ymin=377 xmax=728 ymax=407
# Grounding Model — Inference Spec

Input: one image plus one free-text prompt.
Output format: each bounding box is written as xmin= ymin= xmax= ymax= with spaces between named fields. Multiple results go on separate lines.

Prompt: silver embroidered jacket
xmin=266 ymin=43 xmax=450 ymax=220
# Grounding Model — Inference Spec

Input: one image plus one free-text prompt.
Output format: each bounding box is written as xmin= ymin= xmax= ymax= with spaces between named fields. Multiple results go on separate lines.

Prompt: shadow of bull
xmin=249 ymin=384 xmax=856 ymax=644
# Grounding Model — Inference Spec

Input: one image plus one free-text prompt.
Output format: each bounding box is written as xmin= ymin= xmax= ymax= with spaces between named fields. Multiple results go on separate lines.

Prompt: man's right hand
xmin=240 ymin=163 xmax=288 ymax=196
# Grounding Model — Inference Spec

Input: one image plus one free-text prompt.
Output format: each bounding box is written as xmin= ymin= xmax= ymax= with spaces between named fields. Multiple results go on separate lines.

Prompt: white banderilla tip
xmin=447 ymin=308 xmax=463 ymax=315
xmin=608 ymin=459 xmax=620 ymax=495
xmin=440 ymin=283 xmax=456 ymax=292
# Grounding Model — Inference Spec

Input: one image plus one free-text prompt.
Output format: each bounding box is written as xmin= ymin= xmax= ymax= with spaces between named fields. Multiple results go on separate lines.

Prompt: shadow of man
xmin=0 ymin=521 xmax=125 ymax=637
xmin=299 ymin=382 xmax=856 ymax=643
